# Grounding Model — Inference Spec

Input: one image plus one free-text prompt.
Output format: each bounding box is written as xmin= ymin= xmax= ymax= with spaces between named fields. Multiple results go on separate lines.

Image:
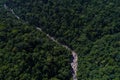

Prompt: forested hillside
xmin=0 ymin=0 xmax=120 ymax=80
xmin=0 ymin=4 xmax=72 ymax=80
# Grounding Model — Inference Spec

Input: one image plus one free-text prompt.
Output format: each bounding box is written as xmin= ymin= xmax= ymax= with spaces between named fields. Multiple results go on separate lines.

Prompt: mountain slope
xmin=0 ymin=0 xmax=120 ymax=80
xmin=0 ymin=4 xmax=72 ymax=80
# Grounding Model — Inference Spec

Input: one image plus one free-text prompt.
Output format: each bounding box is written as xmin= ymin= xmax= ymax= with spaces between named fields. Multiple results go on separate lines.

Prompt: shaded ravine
xmin=4 ymin=4 xmax=78 ymax=80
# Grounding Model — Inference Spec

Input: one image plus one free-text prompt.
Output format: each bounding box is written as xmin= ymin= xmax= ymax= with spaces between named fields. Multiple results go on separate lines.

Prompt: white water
xmin=4 ymin=4 xmax=78 ymax=80
xmin=10 ymin=9 xmax=20 ymax=20
xmin=37 ymin=27 xmax=78 ymax=80
xmin=4 ymin=4 xmax=7 ymax=9
xmin=4 ymin=4 xmax=20 ymax=20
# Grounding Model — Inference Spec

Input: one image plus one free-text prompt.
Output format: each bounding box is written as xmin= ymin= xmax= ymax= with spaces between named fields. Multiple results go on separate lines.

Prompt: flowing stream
xmin=37 ymin=28 xmax=78 ymax=80
xmin=4 ymin=4 xmax=20 ymax=20
xmin=4 ymin=4 xmax=78 ymax=80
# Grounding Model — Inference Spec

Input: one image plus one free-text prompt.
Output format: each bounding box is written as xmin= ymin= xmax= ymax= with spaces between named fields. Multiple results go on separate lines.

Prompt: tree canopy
xmin=0 ymin=0 xmax=120 ymax=80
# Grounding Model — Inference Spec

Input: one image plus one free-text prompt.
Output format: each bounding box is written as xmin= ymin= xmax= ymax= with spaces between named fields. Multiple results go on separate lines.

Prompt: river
xmin=4 ymin=4 xmax=78 ymax=80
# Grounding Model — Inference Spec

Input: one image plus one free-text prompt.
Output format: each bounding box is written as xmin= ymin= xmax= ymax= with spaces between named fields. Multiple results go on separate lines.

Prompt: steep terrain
xmin=4 ymin=4 xmax=78 ymax=79
xmin=0 ymin=0 xmax=120 ymax=80
xmin=0 ymin=3 xmax=72 ymax=80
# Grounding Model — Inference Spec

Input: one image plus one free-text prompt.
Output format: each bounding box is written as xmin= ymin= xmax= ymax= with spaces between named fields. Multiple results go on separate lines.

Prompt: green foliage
xmin=78 ymin=33 xmax=120 ymax=80
xmin=0 ymin=9 xmax=72 ymax=79
xmin=0 ymin=0 xmax=120 ymax=79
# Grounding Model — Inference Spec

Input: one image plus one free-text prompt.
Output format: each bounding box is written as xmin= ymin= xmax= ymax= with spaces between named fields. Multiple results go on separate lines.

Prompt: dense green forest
xmin=0 ymin=0 xmax=120 ymax=80
xmin=0 ymin=4 xmax=72 ymax=80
